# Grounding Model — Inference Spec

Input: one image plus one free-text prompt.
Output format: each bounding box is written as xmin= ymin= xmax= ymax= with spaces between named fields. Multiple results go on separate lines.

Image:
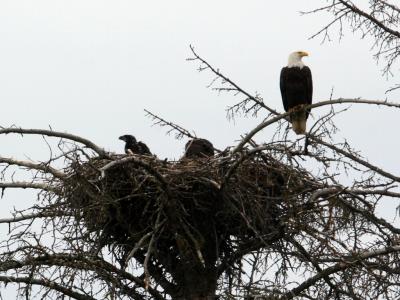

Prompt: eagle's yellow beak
xmin=300 ymin=51 xmax=309 ymax=57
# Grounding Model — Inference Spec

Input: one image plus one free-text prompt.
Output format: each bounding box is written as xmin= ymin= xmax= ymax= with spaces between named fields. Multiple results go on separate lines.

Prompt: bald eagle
xmin=183 ymin=138 xmax=214 ymax=159
xmin=119 ymin=135 xmax=152 ymax=155
xmin=280 ymin=51 xmax=313 ymax=134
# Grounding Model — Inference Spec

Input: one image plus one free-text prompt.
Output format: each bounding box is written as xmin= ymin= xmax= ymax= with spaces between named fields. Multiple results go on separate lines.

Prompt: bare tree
xmin=1 ymin=2 xmax=400 ymax=299
xmin=305 ymin=0 xmax=400 ymax=89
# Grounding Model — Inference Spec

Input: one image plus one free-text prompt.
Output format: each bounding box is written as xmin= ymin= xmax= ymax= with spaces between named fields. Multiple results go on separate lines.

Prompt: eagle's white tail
xmin=291 ymin=119 xmax=307 ymax=135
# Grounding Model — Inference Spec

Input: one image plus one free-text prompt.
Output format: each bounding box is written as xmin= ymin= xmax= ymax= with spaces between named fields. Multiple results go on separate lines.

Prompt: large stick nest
xmin=62 ymin=151 xmax=318 ymax=267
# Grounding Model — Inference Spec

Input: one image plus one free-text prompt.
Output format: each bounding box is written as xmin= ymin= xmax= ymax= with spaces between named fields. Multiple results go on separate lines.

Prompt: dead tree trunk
xmin=174 ymin=264 xmax=217 ymax=300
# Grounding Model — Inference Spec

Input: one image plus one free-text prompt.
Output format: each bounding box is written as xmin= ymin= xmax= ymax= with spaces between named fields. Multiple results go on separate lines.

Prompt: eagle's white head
xmin=287 ymin=51 xmax=309 ymax=68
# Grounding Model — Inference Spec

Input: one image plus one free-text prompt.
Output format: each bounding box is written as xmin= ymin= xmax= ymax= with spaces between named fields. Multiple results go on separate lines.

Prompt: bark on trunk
xmin=173 ymin=262 xmax=217 ymax=300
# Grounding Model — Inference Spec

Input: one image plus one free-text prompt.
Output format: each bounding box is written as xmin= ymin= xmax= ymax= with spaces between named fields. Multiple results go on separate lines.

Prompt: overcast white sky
xmin=0 ymin=0 xmax=399 ymax=296
xmin=0 ymin=0 xmax=398 ymax=160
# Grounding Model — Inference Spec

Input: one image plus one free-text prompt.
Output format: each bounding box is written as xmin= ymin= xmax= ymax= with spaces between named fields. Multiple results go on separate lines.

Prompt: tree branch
xmin=284 ymin=244 xmax=400 ymax=299
xmin=0 ymin=275 xmax=96 ymax=300
xmin=0 ymin=156 xmax=65 ymax=179
xmin=0 ymin=182 xmax=57 ymax=193
xmin=0 ymin=128 xmax=108 ymax=158
xmin=188 ymin=45 xmax=280 ymax=116
xmin=232 ymin=98 xmax=400 ymax=153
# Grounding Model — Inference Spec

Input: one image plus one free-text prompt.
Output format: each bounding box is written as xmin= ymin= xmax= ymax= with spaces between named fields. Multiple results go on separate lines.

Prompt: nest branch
xmin=100 ymin=155 xmax=169 ymax=193
xmin=143 ymin=208 xmax=164 ymax=290
xmin=124 ymin=231 xmax=153 ymax=265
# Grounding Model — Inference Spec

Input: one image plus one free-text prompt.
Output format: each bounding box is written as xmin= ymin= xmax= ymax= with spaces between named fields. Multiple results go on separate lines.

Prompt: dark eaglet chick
xmin=183 ymin=138 xmax=214 ymax=158
xmin=119 ymin=134 xmax=152 ymax=155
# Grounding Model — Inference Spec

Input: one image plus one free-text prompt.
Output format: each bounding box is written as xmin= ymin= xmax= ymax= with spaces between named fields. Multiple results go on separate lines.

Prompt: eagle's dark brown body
xmin=184 ymin=139 xmax=214 ymax=159
xmin=280 ymin=66 xmax=313 ymax=134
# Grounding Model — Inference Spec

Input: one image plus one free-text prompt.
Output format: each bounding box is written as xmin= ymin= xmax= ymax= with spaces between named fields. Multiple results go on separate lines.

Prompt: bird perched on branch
xmin=183 ymin=138 xmax=214 ymax=159
xmin=280 ymin=51 xmax=313 ymax=134
xmin=119 ymin=135 xmax=151 ymax=155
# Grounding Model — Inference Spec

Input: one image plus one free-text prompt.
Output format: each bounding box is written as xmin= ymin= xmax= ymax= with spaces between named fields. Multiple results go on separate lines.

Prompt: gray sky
xmin=0 ymin=0 xmax=399 ymax=296
xmin=0 ymin=0 xmax=397 ymax=159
